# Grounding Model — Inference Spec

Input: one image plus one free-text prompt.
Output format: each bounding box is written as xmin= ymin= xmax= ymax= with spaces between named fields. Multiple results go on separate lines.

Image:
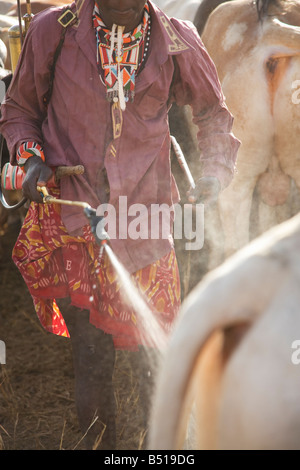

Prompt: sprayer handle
xmin=55 ymin=165 xmax=85 ymax=181
xmin=1 ymin=163 xmax=85 ymax=191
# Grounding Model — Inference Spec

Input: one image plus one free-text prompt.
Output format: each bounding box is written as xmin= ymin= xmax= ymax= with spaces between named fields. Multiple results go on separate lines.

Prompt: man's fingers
xmin=37 ymin=180 xmax=47 ymax=187
xmin=37 ymin=166 xmax=53 ymax=187
xmin=21 ymin=159 xmax=53 ymax=202
xmin=187 ymin=176 xmax=221 ymax=205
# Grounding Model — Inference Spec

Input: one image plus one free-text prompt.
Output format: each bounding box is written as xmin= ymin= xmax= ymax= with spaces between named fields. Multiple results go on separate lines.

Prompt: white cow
xmin=0 ymin=14 xmax=19 ymax=69
xmin=0 ymin=1 xmax=16 ymax=16
xmin=199 ymin=0 xmax=300 ymax=265
xmin=0 ymin=38 xmax=7 ymax=70
xmin=148 ymin=211 xmax=300 ymax=450
xmin=0 ymin=15 xmax=19 ymax=31
xmin=153 ymin=0 xmax=201 ymax=22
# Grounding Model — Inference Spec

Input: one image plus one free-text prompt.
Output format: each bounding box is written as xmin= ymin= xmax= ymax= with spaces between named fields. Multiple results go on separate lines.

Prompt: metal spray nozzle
xmin=83 ymin=206 xmax=110 ymax=245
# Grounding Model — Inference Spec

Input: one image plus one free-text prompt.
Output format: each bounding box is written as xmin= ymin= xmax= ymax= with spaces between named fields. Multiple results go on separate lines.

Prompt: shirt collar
xmin=148 ymin=1 xmax=196 ymax=57
xmin=69 ymin=0 xmax=195 ymax=87
xmin=73 ymin=0 xmax=195 ymax=55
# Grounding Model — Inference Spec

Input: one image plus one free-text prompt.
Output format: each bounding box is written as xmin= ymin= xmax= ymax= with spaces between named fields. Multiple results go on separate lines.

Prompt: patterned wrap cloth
xmin=13 ymin=189 xmax=181 ymax=350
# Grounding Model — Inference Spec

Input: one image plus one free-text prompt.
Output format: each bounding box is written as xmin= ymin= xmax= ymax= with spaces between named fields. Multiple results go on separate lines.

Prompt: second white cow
xmin=200 ymin=0 xmax=300 ymax=266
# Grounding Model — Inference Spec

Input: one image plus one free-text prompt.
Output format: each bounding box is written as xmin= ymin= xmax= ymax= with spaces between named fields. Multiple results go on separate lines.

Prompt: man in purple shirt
xmin=0 ymin=0 xmax=239 ymax=449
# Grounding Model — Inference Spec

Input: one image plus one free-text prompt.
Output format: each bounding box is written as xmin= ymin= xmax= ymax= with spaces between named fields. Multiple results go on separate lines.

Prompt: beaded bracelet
xmin=16 ymin=142 xmax=45 ymax=170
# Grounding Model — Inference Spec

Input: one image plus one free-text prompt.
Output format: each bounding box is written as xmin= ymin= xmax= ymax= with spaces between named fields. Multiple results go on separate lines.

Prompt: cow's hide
xmin=199 ymin=0 xmax=300 ymax=267
xmin=0 ymin=1 xmax=16 ymax=16
xmin=153 ymin=0 xmax=201 ymax=22
xmin=0 ymin=15 xmax=19 ymax=70
xmin=0 ymin=38 xmax=7 ymax=69
xmin=168 ymin=1 xmax=300 ymax=295
xmin=148 ymin=211 xmax=300 ymax=450
xmin=194 ymin=0 xmax=231 ymax=35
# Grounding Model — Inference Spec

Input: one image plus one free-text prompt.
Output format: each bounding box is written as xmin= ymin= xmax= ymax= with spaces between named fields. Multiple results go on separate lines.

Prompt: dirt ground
xmin=0 ymin=217 xmax=148 ymax=451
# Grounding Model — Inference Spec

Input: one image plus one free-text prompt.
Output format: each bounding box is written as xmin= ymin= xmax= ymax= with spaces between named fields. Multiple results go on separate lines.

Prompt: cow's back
xmin=217 ymin=280 xmax=300 ymax=449
xmin=149 ymin=214 xmax=300 ymax=450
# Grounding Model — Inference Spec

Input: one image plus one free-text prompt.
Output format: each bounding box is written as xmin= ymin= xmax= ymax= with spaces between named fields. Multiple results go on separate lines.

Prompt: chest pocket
xmin=136 ymin=85 xmax=167 ymax=120
xmin=135 ymin=60 xmax=175 ymax=120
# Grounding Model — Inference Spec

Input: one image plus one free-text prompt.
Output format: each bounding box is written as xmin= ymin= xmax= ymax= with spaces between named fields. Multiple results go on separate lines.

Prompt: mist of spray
xmin=103 ymin=244 xmax=168 ymax=352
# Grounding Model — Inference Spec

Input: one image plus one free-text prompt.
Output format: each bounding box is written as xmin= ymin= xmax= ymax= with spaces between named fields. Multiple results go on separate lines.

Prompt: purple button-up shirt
xmin=0 ymin=0 xmax=240 ymax=273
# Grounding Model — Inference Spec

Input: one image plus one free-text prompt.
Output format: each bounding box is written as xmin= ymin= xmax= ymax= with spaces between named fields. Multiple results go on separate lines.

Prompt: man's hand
xmin=22 ymin=155 xmax=53 ymax=202
xmin=187 ymin=176 xmax=221 ymax=205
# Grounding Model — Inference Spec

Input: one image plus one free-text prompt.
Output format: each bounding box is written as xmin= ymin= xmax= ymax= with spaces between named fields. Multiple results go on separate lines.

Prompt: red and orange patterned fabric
xmin=13 ymin=189 xmax=181 ymax=350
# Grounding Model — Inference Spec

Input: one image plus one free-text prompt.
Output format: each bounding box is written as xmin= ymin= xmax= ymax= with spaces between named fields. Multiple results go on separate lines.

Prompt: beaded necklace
xmin=93 ymin=2 xmax=151 ymax=111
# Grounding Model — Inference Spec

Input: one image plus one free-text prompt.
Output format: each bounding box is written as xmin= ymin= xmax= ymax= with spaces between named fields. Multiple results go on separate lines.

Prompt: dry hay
xmin=0 ymin=220 xmax=147 ymax=450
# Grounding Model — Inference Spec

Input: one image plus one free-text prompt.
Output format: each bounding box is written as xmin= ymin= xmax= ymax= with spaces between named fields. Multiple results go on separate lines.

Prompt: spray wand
xmin=171 ymin=135 xmax=196 ymax=190
xmin=37 ymin=185 xmax=110 ymax=256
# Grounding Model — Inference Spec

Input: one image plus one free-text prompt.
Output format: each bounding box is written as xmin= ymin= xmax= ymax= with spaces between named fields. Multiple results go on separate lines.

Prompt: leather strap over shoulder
xmin=58 ymin=7 xmax=77 ymax=28
xmin=42 ymin=6 xmax=78 ymax=108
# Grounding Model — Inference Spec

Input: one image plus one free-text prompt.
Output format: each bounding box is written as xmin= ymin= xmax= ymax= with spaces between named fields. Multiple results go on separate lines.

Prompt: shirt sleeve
xmin=170 ymin=21 xmax=240 ymax=189
xmin=0 ymin=13 xmax=56 ymax=165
